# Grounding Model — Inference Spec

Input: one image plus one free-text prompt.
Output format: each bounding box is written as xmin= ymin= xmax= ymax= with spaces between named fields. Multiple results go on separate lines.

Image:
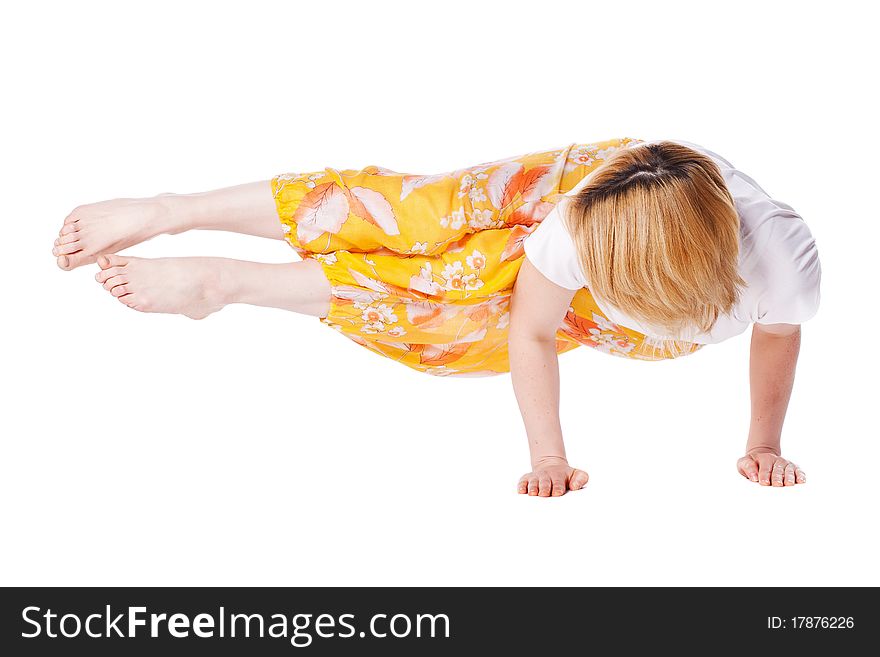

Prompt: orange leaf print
xmin=488 ymin=163 xmax=553 ymax=210
xmin=406 ymin=300 xmax=449 ymax=328
xmin=559 ymin=309 xmax=600 ymax=343
xmin=348 ymin=268 xmax=393 ymax=295
xmin=347 ymin=267 xmax=431 ymax=302
xmin=332 ymin=285 xmax=387 ymax=306
xmin=293 ymin=182 xmax=350 ymax=244
xmin=463 ymin=299 xmax=506 ymax=324
xmin=501 ymin=168 xmax=527 ymax=208
xmin=508 ymin=200 xmax=555 ymax=226
xmin=487 ymin=163 xmax=523 ymax=209
xmin=347 ymin=186 xmax=400 ymax=235
xmin=417 ymin=341 xmax=472 ymax=366
xmin=464 ymin=303 xmax=491 ymax=323
xmin=516 ymin=165 xmax=551 ymax=203
xmin=500 ymin=224 xmax=536 ymax=262
xmin=408 ymin=275 xmax=443 ymax=298
xmin=408 ymin=263 xmax=444 ymax=298
xmin=443 ymin=235 xmax=471 ymax=253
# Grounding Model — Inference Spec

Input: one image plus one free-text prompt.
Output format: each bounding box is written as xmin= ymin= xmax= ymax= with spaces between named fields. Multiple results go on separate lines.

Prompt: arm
xmin=509 ymin=257 xmax=589 ymax=497
xmin=736 ymin=323 xmax=807 ymax=486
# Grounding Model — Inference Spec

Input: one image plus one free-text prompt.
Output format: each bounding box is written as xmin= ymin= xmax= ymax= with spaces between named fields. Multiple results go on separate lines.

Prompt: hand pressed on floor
xmin=517 ymin=457 xmax=589 ymax=497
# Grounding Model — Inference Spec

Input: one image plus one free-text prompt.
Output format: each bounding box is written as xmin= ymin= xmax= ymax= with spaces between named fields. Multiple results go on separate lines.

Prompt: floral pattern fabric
xmin=271 ymin=138 xmax=703 ymax=376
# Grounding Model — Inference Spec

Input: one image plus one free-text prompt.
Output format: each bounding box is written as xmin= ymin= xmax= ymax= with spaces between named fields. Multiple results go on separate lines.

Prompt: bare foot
xmin=737 ymin=450 xmax=806 ymax=486
xmin=53 ymin=195 xmax=183 ymax=271
xmin=95 ymin=254 xmax=228 ymax=319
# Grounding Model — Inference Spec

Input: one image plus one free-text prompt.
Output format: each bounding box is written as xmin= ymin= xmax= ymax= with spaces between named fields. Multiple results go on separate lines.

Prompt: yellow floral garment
xmin=271 ymin=138 xmax=703 ymax=376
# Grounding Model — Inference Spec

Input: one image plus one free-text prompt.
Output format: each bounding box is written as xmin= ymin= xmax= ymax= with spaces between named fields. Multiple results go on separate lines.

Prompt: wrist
xmin=746 ymin=427 xmax=781 ymax=456
xmin=745 ymin=444 xmax=780 ymax=457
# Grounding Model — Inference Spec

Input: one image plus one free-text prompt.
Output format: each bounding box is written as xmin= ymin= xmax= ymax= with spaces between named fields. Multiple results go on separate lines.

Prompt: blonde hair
xmin=558 ymin=140 xmax=745 ymax=344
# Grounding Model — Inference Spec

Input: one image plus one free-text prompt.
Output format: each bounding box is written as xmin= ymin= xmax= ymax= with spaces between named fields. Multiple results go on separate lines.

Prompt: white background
xmin=1 ymin=0 xmax=877 ymax=586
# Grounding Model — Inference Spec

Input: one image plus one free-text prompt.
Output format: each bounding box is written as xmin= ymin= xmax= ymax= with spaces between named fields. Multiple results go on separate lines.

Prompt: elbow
xmin=508 ymin=326 xmax=558 ymax=345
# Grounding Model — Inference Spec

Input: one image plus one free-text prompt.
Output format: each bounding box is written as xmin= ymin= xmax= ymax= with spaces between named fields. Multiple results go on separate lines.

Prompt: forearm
xmin=747 ymin=324 xmax=801 ymax=454
xmin=509 ymin=333 xmax=568 ymax=467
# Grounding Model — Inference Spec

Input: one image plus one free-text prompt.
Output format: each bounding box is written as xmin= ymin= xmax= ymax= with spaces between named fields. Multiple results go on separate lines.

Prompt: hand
xmin=737 ymin=448 xmax=806 ymax=486
xmin=517 ymin=457 xmax=589 ymax=497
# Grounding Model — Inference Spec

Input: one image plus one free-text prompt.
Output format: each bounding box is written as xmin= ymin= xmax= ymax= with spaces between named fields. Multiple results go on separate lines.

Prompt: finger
xmin=538 ymin=474 xmax=552 ymax=497
xmin=551 ymin=476 xmax=566 ymax=497
xmin=783 ymin=463 xmax=796 ymax=486
xmin=527 ymin=477 xmax=539 ymax=496
xmin=757 ymin=457 xmax=774 ymax=486
xmin=738 ymin=457 xmax=759 ymax=483
xmin=795 ymin=467 xmax=807 ymax=484
xmin=517 ymin=476 xmax=529 ymax=495
xmin=771 ymin=460 xmax=786 ymax=487
xmin=569 ymin=469 xmax=589 ymax=491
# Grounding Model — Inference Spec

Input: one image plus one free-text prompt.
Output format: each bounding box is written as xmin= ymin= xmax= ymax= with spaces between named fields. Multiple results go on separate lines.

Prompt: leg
xmin=54 ymin=181 xmax=284 ymax=271
xmin=94 ymin=254 xmax=331 ymax=320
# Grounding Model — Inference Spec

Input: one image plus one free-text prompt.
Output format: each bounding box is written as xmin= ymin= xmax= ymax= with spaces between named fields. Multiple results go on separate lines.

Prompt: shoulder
xmin=522 ymin=199 xmax=587 ymax=291
xmin=748 ymin=213 xmax=822 ymax=325
xmin=670 ymin=139 xmax=823 ymax=325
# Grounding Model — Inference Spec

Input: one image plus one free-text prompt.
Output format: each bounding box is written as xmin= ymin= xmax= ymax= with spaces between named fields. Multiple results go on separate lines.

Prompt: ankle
xmin=208 ymin=258 xmax=243 ymax=307
xmin=153 ymin=193 xmax=199 ymax=235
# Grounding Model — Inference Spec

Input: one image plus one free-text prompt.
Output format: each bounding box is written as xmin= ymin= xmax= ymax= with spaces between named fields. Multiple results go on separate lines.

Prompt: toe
xmin=59 ymin=222 xmax=79 ymax=236
xmin=56 ymin=232 xmax=79 ymax=246
xmin=53 ymin=241 xmax=81 ymax=256
xmin=119 ymin=293 xmax=144 ymax=311
xmin=111 ymin=284 xmax=131 ymax=297
xmin=783 ymin=463 xmax=796 ymax=486
xmin=795 ymin=467 xmax=806 ymax=484
xmin=98 ymin=254 xmax=129 ymax=270
xmin=517 ymin=476 xmax=529 ymax=495
xmin=57 ymin=251 xmax=98 ymax=271
xmin=551 ymin=476 xmax=566 ymax=497
xmin=95 ymin=266 xmax=126 ymax=283
xmin=102 ymin=274 xmax=128 ymax=291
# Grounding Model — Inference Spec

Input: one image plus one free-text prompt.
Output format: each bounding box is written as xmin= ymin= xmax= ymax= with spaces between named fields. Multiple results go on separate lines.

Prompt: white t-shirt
xmin=522 ymin=138 xmax=822 ymax=344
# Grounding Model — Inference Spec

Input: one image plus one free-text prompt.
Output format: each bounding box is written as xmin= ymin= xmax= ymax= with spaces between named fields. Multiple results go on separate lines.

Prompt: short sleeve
xmin=522 ymin=200 xmax=588 ymax=290
xmin=754 ymin=217 xmax=822 ymax=325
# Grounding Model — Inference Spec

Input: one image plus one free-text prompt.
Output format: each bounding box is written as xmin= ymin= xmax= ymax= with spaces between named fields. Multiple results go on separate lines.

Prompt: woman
xmin=52 ymin=138 xmax=821 ymax=496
